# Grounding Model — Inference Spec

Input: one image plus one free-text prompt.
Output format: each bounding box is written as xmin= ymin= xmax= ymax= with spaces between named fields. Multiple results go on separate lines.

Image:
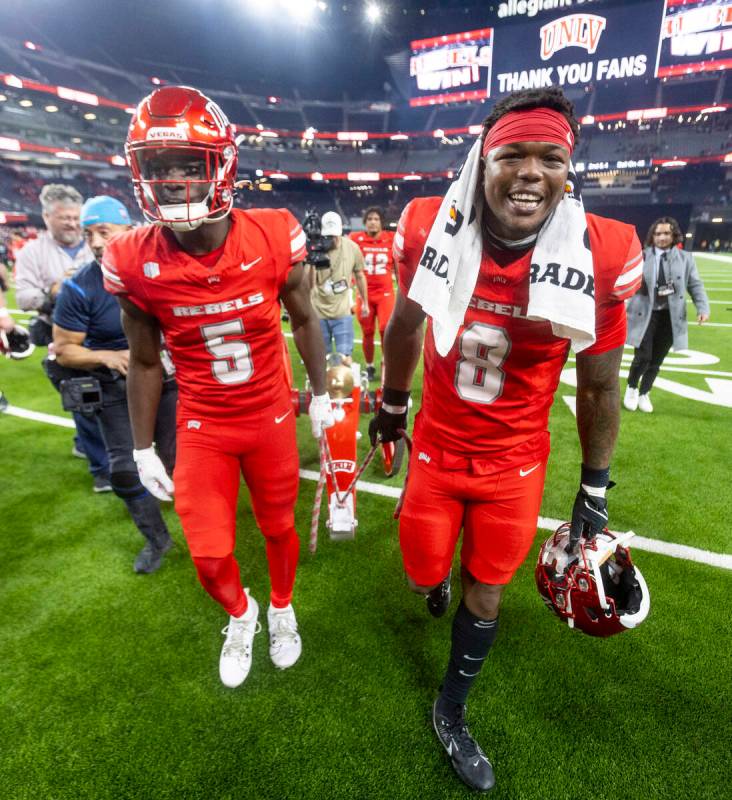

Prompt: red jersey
xmin=349 ymin=230 xmax=396 ymax=294
xmin=102 ymin=208 xmax=306 ymax=420
xmin=395 ymin=197 xmax=642 ymax=462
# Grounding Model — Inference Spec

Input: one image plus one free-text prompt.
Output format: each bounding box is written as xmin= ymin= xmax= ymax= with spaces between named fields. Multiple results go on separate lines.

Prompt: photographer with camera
xmin=53 ymin=196 xmax=177 ymax=574
xmin=307 ymin=211 xmax=368 ymax=365
xmin=16 ymin=183 xmax=109 ymax=487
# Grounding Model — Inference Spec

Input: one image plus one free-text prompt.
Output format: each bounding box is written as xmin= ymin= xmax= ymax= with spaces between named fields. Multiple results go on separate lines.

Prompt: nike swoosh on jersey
xmin=240 ymin=257 xmax=262 ymax=271
xmin=275 ymin=410 xmax=292 ymax=424
xmin=519 ymin=463 xmax=541 ymax=477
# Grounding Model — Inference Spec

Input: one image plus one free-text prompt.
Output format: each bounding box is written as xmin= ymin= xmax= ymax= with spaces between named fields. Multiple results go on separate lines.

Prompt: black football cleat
xmin=426 ymin=571 xmax=452 ymax=618
xmin=366 ymin=364 xmax=376 ymax=382
xmin=432 ymin=700 xmax=495 ymax=792
xmin=134 ymin=534 xmax=173 ymax=574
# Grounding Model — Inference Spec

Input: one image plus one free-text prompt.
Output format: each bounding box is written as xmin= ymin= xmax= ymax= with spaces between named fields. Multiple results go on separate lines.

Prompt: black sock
xmin=438 ymin=600 xmax=498 ymax=710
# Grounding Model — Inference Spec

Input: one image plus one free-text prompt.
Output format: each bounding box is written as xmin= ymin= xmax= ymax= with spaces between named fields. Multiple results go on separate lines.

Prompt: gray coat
xmin=625 ymin=247 xmax=710 ymax=352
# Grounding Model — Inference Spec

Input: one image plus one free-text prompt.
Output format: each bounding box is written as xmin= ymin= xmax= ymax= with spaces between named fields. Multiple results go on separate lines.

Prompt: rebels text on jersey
xmin=350 ymin=230 xmax=395 ymax=294
xmin=394 ymin=197 xmax=642 ymax=463
xmin=102 ymin=208 xmax=306 ymax=419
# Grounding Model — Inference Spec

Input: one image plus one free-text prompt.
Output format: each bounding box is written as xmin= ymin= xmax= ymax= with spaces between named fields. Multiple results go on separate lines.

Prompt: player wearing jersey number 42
xmin=103 ymin=85 xmax=334 ymax=688
xmin=371 ymin=87 xmax=643 ymax=792
xmin=349 ymin=206 xmax=396 ymax=381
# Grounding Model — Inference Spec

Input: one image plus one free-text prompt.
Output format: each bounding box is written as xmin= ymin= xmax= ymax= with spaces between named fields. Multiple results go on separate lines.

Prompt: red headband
xmin=482 ymin=108 xmax=575 ymax=157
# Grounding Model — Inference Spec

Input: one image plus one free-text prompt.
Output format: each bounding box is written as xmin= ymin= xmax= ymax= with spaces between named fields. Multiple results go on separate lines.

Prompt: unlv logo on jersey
xmin=539 ymin=14 xmax=607 ymax=61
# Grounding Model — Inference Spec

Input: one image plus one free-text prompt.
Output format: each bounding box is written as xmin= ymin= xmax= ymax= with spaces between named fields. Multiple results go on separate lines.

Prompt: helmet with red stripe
xmin=535 ymin=523 xmax=650 ymax=637
xmin=126 ymin=86 xmax=238 ymax=231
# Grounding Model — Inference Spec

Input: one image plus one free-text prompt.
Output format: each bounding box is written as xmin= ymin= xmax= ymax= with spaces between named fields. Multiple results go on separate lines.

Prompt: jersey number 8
xmin=455 ymin=322 xmax=511 ymax=404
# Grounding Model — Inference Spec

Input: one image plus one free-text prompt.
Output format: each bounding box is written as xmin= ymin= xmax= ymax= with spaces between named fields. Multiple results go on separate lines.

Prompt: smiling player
xmin=370 ymin=87 xmax=643 ymax=791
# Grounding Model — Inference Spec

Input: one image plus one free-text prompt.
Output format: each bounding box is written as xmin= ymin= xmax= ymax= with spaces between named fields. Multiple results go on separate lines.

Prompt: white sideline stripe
xmin=299 ymin=468 xmax=402 ymax=498
xmin=3 ymin=404 xmax=75 ymax=428
xmin=4 ymin=404 xmax=730 ymax=570
xmin=693 ymin=252 xmax=732 ymax=263
xmin=533 ymin=517 xmax=732 ymax=570
xmin=702 ymin=323 xmax=732 ymax=327
xmin=300 ymin=472 xmax=732 ymax=570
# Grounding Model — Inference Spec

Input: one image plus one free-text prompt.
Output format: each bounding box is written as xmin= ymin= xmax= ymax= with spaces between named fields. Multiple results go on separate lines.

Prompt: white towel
xmin=408 ymin=138 xmax=596 ymax=356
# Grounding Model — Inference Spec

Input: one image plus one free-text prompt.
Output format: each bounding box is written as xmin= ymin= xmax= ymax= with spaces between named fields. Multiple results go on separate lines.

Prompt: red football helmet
xmin=535 ymin=523 xmax=650 ymax=637
xmin=125 ymin=86 xmax=238 ymax=231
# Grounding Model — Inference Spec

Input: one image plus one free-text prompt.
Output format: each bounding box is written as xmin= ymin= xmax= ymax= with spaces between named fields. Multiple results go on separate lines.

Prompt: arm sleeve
xmin=610 ymin=231 xmax=643 ymax=301
xmin=101 ymin=240 xmax=129 ymax=296
xmin=582 ymin=228 xmax=642 ymax=356
xmin=52 ymin=280 xmax=90 ymax=334
xmin=280 ymin=208 xmax=307 ymax=265
xmin=101 ymin=239 xmax=153 ymax=315
xmin=14 ymin=244 xmax=47 ymax=311
xmin=394 ymin=200 xmax=424 ymax=295
xmin=685 ymin=255 xmax=710 ymax=315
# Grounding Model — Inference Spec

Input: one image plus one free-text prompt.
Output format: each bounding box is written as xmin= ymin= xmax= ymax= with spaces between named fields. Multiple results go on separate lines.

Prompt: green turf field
xmin=1 ymin=255 xmax=730 ymax=800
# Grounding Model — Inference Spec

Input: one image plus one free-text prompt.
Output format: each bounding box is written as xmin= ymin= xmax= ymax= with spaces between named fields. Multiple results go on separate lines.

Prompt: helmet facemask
xmin=535 ymin=524 xmax=650 ymax=637
xmin=127 ymin=142 xmax=236 ymax=231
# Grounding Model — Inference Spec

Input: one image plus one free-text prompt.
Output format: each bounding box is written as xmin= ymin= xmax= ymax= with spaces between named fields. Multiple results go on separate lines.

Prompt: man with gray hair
xmin=16 ymin=184 xmax=92 ymax=330
xmin=16 ymin=183 xmax=110 ymax=490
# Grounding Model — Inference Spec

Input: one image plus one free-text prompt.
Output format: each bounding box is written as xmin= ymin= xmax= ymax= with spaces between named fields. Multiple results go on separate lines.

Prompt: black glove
xmin=369 ymin=387 xmax=409 ymax=447
xmin=568 ymin=465 xmax=612 ymax=552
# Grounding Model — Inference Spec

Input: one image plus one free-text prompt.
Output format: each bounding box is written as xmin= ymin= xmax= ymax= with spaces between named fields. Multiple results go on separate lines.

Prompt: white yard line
xmin=694 ymin=252 xmax=732 ymax=263
xmin=4 ymin=403 xmax=728 ymax=570
xmin=2 ymin=404 xmax=75 ymax=428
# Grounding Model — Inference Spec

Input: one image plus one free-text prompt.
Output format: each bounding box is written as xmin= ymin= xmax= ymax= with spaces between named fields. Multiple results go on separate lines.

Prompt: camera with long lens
xmin=302 ymin=211 xmax=333 ymax=270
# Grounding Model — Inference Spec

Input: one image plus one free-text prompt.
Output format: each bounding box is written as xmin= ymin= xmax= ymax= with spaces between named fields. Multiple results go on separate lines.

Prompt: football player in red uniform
xmin=370 ymin=88 xmax=642 ymax=791
xmin=103 ymin=86 xmax=334 ymax=689
xmin=349 ymin=207 xmax=395 ymax=381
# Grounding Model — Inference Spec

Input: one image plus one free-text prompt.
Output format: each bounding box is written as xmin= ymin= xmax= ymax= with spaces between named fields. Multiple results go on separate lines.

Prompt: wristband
xmin=0 ymin=307 xmax=9 ymax=320
xmin=581 ymin=464 xmax=610 ymax=498
xmin=383 ymin=387 xmax=410 ymax=407
xmin=382 ymin=402 xmax=407 ymax=415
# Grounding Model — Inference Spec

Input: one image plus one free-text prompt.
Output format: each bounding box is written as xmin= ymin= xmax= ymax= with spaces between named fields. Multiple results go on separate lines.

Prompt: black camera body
xmin=59 ymin=376 xmax=103 ymax=415
xmin=302 ymin=211 xmax=333 ymax=270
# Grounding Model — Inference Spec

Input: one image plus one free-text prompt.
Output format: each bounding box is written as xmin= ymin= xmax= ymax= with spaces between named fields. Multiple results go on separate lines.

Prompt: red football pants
xmin=356 ymin=290 xmax=395 ymax=364
xmin=399 ymin=446 xmax=548 ymax=586
xmin=174 ymin=404 xmax=300 ymax=612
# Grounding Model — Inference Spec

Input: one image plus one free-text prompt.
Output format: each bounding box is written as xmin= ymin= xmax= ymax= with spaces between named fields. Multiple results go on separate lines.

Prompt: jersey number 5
xmin=201 ymin=319 xmax=253 ymax=385
xmin=455 ymin=322 xmax=511 ymax=404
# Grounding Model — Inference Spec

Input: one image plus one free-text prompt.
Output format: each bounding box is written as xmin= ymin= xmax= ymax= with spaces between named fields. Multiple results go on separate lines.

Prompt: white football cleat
xmin=638 ymin=393 xmax=654 ymax=413
xmin=219 ymin=591 xmax=261 ymax=688
xmin=267 ymin=603 xmax=302 ymax=670
xmin=623 ymin=386 xmax=639 ymax=411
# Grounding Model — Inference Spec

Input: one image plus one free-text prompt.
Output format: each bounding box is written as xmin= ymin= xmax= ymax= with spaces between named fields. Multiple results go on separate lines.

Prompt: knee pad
xmin=110 ymin=470 xmax=146 ymax=500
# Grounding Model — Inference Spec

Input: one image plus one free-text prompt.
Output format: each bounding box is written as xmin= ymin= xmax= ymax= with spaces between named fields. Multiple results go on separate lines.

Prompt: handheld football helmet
xmin=1 ymin=323 xmax=34 ymax=359
xmin=535 ymin=523 xmax=650 ymax=637
xmin=126 ymin=86 xmax=238 ymax=231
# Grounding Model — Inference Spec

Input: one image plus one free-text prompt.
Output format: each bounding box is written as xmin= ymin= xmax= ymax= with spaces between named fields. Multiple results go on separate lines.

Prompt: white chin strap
xmin=158 ymin=202 xmax=209 ymax=232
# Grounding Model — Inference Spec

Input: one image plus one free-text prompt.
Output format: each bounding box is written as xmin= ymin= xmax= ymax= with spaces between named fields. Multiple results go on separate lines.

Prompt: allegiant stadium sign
xmin=498 ymin=0 xmax=602 ymax=20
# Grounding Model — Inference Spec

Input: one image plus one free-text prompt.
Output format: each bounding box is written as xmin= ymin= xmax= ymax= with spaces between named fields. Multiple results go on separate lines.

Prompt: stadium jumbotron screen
xmin=409 ymin=0 xmax=731 ymax=105
xmin=409 ymin=28 xmax=494 ymax=107
xmin=656 ymin=0 xmax=732 ymax=78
